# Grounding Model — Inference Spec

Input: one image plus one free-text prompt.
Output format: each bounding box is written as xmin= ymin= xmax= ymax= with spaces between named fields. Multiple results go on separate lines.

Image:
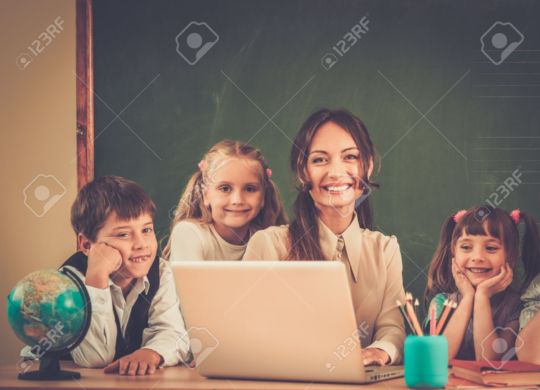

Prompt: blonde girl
xmin=163 ymin=140 xmax=287 ymax=261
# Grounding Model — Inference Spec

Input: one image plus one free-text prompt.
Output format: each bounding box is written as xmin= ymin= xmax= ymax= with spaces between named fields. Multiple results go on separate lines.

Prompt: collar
xmin=109 ymin=275 xmax=151 ymax=296
xmin=209 ymin=223 xmax=249 ymax=248
xmin=317 ymin=213 xmax=362 ymax=282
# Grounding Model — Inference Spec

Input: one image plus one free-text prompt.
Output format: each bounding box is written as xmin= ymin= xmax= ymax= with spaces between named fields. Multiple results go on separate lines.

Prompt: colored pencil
xmin=435 ymin=299 xmax=456 ymax=335
xmin=429 ymin=303 xmax=437 ymax=336
xmin=405 ymin=292 xmax=424 ymax=336
xmin=396 ymin=300 xmax=416 ymax=335
xmin=439 ymin=300 xmax=457 ymax=334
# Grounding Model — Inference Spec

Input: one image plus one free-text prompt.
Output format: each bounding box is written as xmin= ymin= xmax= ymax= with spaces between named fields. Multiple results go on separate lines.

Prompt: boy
xmin=63 ymin=175 xmax=190 ymax=375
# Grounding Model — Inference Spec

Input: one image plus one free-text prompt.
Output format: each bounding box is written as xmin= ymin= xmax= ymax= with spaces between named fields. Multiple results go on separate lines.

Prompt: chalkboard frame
xmin=75 ymin=0 xmax=94 ymax=190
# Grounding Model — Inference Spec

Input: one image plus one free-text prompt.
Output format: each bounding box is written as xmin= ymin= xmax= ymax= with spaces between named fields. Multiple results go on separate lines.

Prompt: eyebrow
xmin=111 ymin=221 xmax=153 ymax=230
xmin=458 ymin=237 xmax=501 ymax=243
xmin=308 ymin=147 xmax=359 ymax=155
xmin=215 ymin=181 xmax=261 ymax=186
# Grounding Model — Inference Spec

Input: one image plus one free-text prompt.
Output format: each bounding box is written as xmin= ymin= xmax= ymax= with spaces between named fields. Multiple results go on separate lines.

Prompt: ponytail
xmin=287 ymin=189 xmax=323 ymax=260
xmin=424 ymin=215 xmax=458 ymax=309
xmin=162 ymin=171 xmax=210 ymax=259
xmin=354 ymin=173 xmax=378 ymax=230
xmin=519 ymin=212 xmax=540 ymax=290
xmin=252 ymin=176 xmax=288 ymax=230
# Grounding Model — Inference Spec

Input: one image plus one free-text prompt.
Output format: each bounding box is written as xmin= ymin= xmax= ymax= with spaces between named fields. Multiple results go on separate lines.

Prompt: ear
xmin=300 ymin=166 xmax=312 ymax=190
xmin=367 ymin=158 xmax=374 ymax=179
xmin=77 ymin=233 xmax=92 ymax=255
xmin=202 ymin=189 xmax=210 ymax=209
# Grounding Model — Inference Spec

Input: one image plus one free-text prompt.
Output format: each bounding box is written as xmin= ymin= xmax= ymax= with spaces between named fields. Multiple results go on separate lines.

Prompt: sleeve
xmin=422 ymin=293 xmax=448 ymax=333
xmin=366 ymin=237 xmax=406 ymax=364
xmin=141 ymin=260 xmax=191 ymax=367
xmin=169 ymin=222 xmax=206 ymax=261
xmin=520 ymin=301 xmax=540 ymax=330
xmin=68 ymin=266 xmax=117 ymax=368
xmin=519 ymin=275 xmax=540 ymax=330
xmin=242 ymin=229 xmax=281 ymax=260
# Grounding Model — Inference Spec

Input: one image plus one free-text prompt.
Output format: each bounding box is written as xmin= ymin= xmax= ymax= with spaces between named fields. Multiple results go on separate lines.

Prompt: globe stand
xmin=18 ymin=353 xmax=81 ymax=380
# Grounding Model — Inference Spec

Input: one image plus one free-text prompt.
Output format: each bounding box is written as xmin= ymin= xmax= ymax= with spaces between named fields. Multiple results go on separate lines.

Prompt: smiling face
xmin=203 ymin=157 xmax=264 ymax=243
xmin=453 ymin=233 xmax=507 ymax=285
xmin=306 ymin=121 xmax=372 ymax=216
xmin=95 ymin=211 xmax=157 ymax=283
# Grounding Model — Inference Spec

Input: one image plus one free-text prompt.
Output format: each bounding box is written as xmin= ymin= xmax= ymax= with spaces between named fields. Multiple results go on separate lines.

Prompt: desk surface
xmin=0 ymin=362 xmax=407 ymax=390
xmin=0 ymin=362 xmax=500 ymax=390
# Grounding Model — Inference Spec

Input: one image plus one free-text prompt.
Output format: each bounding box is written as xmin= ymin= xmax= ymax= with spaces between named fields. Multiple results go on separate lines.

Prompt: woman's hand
xmin=476 ymin=263 xmax=513 ymax=299
xmin=452 ymin=258 xmax=475 ymax=298
xmin=362 ymin=348 xmax=390 ymax=366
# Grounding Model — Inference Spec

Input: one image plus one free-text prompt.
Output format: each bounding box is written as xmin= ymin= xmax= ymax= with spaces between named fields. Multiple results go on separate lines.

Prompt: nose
xmin=328 ymin=158 xmax=348 ymax=178
xmin=230 ymin=189 xmax=244 ymax=205
xmin=133 ymin=232 xmax=149 ymax=250
xmin=470 ymin=248 xmax=485 ymax=263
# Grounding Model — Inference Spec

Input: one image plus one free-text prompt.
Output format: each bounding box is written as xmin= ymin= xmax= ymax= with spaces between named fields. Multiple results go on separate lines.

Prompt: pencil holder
xmin=404 ymin=335 xmax=448 ymax=388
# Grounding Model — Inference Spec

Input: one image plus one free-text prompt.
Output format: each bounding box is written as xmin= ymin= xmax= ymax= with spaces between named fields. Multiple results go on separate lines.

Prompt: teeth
xmin=326 ymin=185 xmax=350 ymax=191
xmin=130 ymin=256 xmax=148 ymax=263
xmin=467 ymin=268 xmax=491 ymax=273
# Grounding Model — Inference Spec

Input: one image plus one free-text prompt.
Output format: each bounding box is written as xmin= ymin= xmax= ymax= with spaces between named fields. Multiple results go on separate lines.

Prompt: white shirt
xmin=19 ymin=258 xmax=190 ymax=368
xmin=243 ymin=215 xmax=406 ymax=363
xmin=169 ymin=220 xmax=247 ymax=261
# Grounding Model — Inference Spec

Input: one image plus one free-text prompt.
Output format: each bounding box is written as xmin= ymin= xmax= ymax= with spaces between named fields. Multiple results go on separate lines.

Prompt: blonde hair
xmin=162 ymin=140 xmax=287 ymax=259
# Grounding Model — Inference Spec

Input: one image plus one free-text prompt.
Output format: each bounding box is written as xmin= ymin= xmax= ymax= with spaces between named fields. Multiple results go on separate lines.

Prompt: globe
xmin=7 ymin=267 xmax=91 ymax=380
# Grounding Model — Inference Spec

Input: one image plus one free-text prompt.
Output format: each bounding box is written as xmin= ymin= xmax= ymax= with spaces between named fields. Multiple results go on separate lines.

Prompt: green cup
xmin=404 ymin=335 xmax=448 ymax=388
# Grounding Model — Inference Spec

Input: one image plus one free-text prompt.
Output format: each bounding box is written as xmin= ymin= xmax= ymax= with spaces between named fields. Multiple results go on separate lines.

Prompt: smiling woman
xmin=243 ymin=108 xmax=407 ymax=366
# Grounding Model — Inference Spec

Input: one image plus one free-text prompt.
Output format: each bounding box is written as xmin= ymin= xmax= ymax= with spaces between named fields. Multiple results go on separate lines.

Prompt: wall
xmin=0 ymin=0 xmax=76 ymax=365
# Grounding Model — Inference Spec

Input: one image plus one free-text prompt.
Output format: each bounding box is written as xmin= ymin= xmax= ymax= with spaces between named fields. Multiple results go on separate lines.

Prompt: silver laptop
xmin=172 ymin=261 xmax=404 ymax=384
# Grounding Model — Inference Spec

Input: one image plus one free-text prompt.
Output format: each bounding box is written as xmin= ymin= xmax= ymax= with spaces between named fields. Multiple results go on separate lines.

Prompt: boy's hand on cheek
xmin=104 ymin=348 xmax=163 ymax=376
xmin=85 ymin=242 xmax=123 ymax=289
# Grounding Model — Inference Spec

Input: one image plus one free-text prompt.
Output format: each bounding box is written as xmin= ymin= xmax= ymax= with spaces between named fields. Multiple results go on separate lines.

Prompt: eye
xmin=344 ymin=154 xmax=359 ymax=161
xmin=217 ymin=184 xmax=232 ymax=193
xmin=143 ymin=227 xmax=154 ymax=234
xmin=460 ymin=244 xmax=472 ymax=251
xmin=245 ymin=185 xmax=260 ymax=193
xmin=310 ymin=156 xmax=326 ymax=164
xmin=486 ymin=245 xmax=500 ymax=252
xmin=116 ymin=232 xmax=130 ymax=239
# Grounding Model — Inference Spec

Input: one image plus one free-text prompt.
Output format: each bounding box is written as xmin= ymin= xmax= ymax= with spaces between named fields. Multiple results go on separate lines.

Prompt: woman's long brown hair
xmin=287 ymin=108 xmax=379 ymax=260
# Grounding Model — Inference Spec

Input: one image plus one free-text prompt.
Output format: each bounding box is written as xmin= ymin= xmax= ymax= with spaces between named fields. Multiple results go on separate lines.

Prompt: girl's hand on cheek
xmin=452 ymin=258 xmax=475 ymax=298
xmin=476 ymin=263 xmax=513 ymax=298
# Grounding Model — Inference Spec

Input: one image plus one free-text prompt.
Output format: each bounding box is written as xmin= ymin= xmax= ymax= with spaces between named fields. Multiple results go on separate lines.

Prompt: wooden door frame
xmin=76 ymin=0 xmax=94 ymax=189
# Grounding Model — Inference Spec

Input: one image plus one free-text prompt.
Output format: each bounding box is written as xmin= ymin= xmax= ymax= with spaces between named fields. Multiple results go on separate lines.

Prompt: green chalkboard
xmin=93 ymin=0 xmax=540 ymax=307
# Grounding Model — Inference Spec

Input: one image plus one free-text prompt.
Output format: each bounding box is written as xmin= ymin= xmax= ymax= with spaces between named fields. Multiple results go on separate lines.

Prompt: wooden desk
xmin=0 ymin=362 xmax=407 ymax=390
xmin=0 ymin=362 xmax=506 ymax=390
